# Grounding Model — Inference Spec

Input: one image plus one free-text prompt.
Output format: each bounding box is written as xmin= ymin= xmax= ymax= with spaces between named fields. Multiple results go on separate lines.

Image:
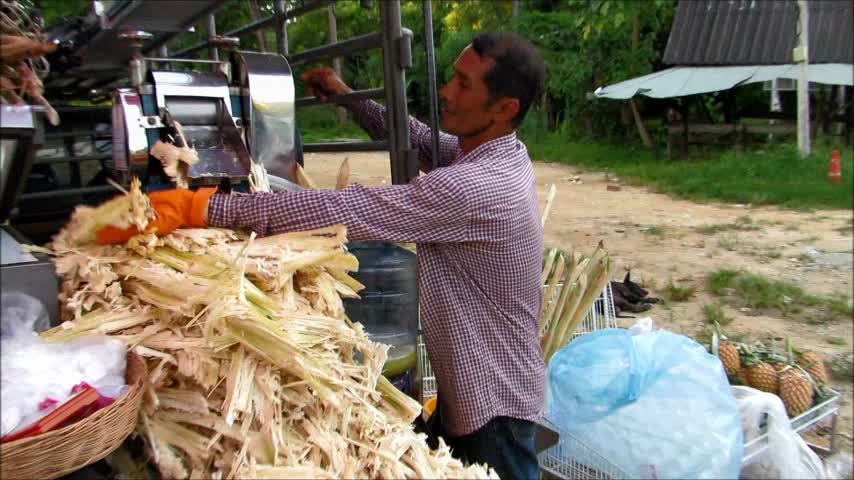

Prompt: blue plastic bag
xmin=547 ymin=328 xmax=743 ymax=479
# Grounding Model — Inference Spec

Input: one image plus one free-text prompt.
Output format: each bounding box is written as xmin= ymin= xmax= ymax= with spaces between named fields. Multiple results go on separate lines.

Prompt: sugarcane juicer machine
xmin=110 ymin=31 xmax=301 ymax=192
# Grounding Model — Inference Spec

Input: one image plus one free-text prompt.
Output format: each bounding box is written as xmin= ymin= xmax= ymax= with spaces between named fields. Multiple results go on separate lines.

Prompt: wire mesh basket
xmin=417 ymin=282 xmax=617 ymax=402
xmin=538 ymin=418 xmax=634 ymax=480
xmin=417 ymin=283 xmax=624 ymax=479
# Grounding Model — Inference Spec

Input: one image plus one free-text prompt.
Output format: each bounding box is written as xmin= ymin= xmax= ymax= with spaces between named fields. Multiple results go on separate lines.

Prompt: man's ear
xmin=492 ymin=97 xmax=520 ymax=125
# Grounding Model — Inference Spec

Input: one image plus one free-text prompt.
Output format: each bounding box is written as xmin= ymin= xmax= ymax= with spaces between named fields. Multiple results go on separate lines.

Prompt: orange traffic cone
xmin=828 ymin=150 xmax=842 ymax=183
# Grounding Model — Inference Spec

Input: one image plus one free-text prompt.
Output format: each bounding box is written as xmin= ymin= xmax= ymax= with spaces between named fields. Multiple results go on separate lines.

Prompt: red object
xmin=37 ymin=397 xmax=58 ymax=411
xmin=829 ymin=149 xmax=842 ymax=183
xmin=1 ymin=386 xmax=99 ymax=443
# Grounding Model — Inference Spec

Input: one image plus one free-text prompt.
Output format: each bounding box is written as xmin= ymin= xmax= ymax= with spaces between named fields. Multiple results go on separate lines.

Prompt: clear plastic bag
xmin=1 ymin=292 xmax=51 ymax=337
xmin=547 ymin=328 xmax=743 ymax=479
xmin=0 ymin=314 xmax=126 ymax=436
xmin=823 ymin=452 xmax=853 ymax=480
xmin=734 ymin=386 xmax=827 ymax=479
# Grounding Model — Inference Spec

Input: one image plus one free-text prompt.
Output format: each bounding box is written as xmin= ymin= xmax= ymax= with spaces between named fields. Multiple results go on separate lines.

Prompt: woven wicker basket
xmin=0 ymin=352 xmax=147 ymax=480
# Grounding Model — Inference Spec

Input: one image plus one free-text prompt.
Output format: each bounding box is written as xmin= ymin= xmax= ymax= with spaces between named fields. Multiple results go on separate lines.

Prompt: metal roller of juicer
xmin=109 ymin=30 xmax=302 ymax=192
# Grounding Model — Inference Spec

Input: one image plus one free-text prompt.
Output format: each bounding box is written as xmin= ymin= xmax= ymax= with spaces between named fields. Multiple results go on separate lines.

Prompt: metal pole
xmin=422 ymin=0 xmax=440 ymax=170
xmin=157 ymin=44 xmax=170 ymax=69
xmin=206 ymin=13 xmax=219 ymax=61
xmin=328 ymin=3 xmax=346 ymax=123
xmin=274 ymin=0 xmax=289 ymax=55
xmin=380 ymin=0 xmax=415 ymax=184
xmin=796 ymin=0 xmax=811 ymax=156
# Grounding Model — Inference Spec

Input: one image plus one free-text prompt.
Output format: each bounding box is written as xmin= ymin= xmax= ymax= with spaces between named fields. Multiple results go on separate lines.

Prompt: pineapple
xmin=735 ymin=367 xmax=750 ymax=386
xmin=718 ymin=342 xmax=741 ymax=376
xmin=779 ymin=368 xmax=814 ymax=417
xmin=770 ymin=362 xmax=786 ymax=372
xmin=797 ymin=351 xmax=828 ymax=385
xmin=746 ymin=361 xmax=779 ymax=393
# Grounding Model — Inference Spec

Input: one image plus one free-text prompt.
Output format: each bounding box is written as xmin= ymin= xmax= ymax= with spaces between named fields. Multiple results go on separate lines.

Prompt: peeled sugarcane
xmin=539 ymin=242 xmax=611 ymax=362
xmin=540 ymin=248 xmax=558 ymax=287
xmin=538 ymin=253 xmax=565 ymax=326
xmin=31 ymin=186 xmax=497 ymax=479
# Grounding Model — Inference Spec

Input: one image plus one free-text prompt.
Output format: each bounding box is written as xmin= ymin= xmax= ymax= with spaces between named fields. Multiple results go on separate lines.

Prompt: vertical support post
xmin=206 ymin=13 xmax=219 ymax=62
xmin=796 ymin=0 xmax=811 ymax=156
xmin=157 ymin=44 xmax=170 ymax=70
xmin=328 ymin=3 xmax=346 ymax=123
xmin=380 ymin=0 xmax=415 ymax=185
xmin=274 ymin=0 xmax=289 ymax=55
xmin=422 ymin=0 xmax=441 ymax=170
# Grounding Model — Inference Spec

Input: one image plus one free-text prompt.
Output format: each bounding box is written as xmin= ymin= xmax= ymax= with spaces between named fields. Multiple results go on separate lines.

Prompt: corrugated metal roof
xmin=663 ymin=0 xmax=853 ymax=65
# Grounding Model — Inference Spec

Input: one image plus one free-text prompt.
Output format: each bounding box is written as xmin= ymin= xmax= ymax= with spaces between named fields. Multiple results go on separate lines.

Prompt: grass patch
xmin=641 ymin=225 xmax=667 ymax=237
xmin=829 ymin=353 xmax=854 ymax=380
xmin=636 ymin=274 xmax=658 ymax=290
xmin=705 ymin=268 xmax=854 ymax=322
xmin=703 ymin=304 xmax=733 ymax=326
xmin=784 ymin=222 xmax=801 ymax=231
xmin=796 ymin=252 xmax=814 ymax=263
xmin=708 ymin=268 xmax=740 ymax=295
xmin=760 ymin=249 xmax=782 ymax=260
xmin=717 ymin=234 xmax=741 ymax=251
xmin=826 ymin=336 xmax=848 ymax=346
xmin=522 ymin=136 xmax=854 ymax=210
xmin=800 ymin=235 xmax=820 ymax=243
xmin=696 ymin=215 xmax=762 ymax=235
xmin=665 ymin=281 xmax=696 ymax=301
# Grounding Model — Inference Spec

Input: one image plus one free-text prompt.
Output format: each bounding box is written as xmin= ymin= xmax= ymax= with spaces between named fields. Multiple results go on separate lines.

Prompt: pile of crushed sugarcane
xmin=31 ymin=183 xmax=496 ymax=479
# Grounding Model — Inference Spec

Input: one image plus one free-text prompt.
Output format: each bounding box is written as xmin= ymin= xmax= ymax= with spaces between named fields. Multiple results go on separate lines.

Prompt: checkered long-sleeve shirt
xmin=207 ymin=100 xmax=545 ymax=436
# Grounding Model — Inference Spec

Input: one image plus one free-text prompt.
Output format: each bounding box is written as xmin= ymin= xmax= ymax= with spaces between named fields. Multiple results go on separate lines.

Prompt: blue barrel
xmin=342 ymin=241 xmax=418 ymax=392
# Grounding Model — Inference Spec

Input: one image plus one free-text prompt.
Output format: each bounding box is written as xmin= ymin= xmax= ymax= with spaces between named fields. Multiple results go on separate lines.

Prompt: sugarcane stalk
xmin=539 ymin=253 xmax=565 ymax=322
xmin=540 ymin=251 xmax=575 ymax=335
xmin=540 ymin=248 xmax=558 ymax=286
xmin=553 ymin=258 xmax=611 ymax=358
xmin=544 ymin=272 xmax=587 ymax=361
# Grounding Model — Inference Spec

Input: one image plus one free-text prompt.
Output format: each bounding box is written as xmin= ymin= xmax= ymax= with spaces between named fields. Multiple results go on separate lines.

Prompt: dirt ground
xmin=303 ymin=151 xmax=854 ymax=455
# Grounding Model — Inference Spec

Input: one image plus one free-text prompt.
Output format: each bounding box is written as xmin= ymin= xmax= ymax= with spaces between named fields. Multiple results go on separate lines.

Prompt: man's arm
xmin=301 ymin=67 xmax=457 ymax=173
xmin=207 ymin=169 xmax=471 ymax=242
xmin=347 ymin=100 xmax=458 ymax=173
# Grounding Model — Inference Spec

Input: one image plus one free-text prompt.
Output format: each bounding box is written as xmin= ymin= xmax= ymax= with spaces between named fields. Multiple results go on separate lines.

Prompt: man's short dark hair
xmin=471 ymin=32 xmax=546 ymax=128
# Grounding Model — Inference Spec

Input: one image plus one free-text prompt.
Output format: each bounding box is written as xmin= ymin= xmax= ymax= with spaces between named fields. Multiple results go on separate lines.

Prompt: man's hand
xmin=95 ymin=187 xmax=217 ymax=244
xmin=300 ymin=67 xmax=352 ymax=102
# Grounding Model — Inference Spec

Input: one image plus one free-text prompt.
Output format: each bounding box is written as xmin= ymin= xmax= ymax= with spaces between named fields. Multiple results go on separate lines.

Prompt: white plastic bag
xmin=0 ymin=315 xmax=126 ymax=436
xmin=734 ymin=386 xmax=827 ymax=479
xmin=824 ymin=452 xmax=853 ymax=480
xmin=1 ymin=292 xmax=51 ymax=336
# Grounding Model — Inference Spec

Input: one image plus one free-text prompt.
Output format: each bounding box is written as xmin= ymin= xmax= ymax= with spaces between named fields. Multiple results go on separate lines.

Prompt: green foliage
xmin=703 ymin=304 xmax=733 ymax=326
xmin=35 ymin=0 xmax=90 ymax=24
xmin=665 ymin=281 xmax=695 ymax=301
xmin=296 ymin=107 xmax=369 ymax=143
xmin=706 ymin=269 xmax=853 ymax=322
xmin=641 ymin=225 xmax=667 ymax=237
xmin=526 ymin=135 xmax=854 ymax=210
xmin=515 ymin=1 xmax=675 ymax=137
xmin=707 ymin=269 xmax=741 ymax=295
xmin=696 ymin=216 xmax=762 ymax=235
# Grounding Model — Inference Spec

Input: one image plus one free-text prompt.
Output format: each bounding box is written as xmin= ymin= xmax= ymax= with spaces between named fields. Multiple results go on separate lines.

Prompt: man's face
xmin=439 ymin=45 xmax=497 ymax=137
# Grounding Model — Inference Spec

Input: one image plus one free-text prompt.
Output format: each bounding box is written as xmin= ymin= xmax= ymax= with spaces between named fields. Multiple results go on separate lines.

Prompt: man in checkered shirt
xmin=98 ymin=32 xmax=547 ymax=479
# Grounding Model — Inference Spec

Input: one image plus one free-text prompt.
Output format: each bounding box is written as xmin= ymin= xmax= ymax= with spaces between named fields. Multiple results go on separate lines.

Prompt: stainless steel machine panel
xmin=1 ymin=225 xmax=59 ymax=326
xmin=236 ymin=52 xmax=298 ymax=182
